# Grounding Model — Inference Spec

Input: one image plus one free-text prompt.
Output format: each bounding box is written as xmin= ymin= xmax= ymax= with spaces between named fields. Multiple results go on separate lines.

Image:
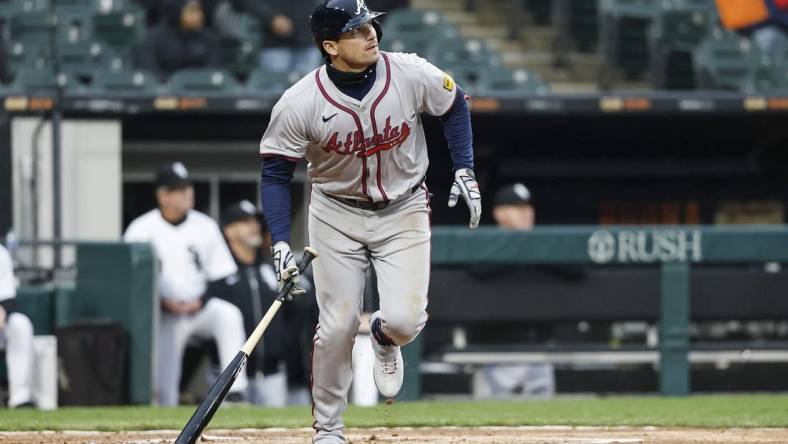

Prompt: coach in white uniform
xmin=124 ymin=162 xmax=248 ymax=406
xmin=0 ymin=243 xmax=35 ymax=408
xmin=259 ymin=2 xmax=481 ymax=442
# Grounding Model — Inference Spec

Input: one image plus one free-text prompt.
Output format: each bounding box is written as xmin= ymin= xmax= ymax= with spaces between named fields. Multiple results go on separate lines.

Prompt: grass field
xmin=2 ymin=394 xmax=788 ymax=431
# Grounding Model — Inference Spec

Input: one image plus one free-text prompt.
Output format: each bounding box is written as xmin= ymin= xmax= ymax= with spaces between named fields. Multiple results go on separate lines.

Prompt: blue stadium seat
xmin=167 ymin=68 xmax=242 ymax=94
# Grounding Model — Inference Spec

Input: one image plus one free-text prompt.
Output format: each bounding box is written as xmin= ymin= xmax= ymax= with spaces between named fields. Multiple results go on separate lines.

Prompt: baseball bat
xmin=175 ymin=247 xmax=319 ymax=444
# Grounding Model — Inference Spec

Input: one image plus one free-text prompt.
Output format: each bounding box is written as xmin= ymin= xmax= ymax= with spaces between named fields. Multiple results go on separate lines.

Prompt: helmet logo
xmin=356 ymin=0 xmax=366 ymax=14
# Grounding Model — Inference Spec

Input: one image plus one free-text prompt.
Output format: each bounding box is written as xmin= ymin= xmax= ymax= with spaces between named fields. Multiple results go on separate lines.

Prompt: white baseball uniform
xmin=124 ymin=209 xmax=249 ymax=406
xmin=260 ymin=51 xmax=457 ymax=441
xmin=0 ymin=244 xmax=34 ymax=408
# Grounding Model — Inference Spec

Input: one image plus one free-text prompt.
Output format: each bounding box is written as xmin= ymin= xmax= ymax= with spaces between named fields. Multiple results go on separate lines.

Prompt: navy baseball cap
xmin=221 ymin=200 xmax=267 ymax=230
xmin=155 ymin=162 xmax=191 ymax=190
xmin=494 ymin=183 xmax=532 ymax=206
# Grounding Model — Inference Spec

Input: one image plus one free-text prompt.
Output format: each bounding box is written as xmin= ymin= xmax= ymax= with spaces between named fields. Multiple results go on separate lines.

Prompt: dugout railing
xmin=424 ymin=225 xmax=788 ymax=397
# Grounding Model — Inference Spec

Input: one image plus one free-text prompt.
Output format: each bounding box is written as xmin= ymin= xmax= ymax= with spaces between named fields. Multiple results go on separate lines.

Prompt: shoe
xmin=224 ymin=392 xmax=247 ymax=405
xmin=369 ymin=312 xmax=403 ymax=398
xmin=12 ymin=401 xmax=36 ymax=409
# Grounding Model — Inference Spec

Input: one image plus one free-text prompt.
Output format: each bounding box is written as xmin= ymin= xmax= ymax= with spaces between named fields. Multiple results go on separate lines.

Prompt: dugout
xmin=2 ymin=89 xmax=788 ymax=397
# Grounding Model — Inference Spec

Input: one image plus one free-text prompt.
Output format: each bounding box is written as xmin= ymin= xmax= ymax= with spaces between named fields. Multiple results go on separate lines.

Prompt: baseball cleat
xmin=369 ymin=312 xmax=404 ymax=398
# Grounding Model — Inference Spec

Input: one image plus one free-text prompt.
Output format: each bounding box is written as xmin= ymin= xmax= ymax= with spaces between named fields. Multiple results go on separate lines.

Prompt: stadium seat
xmin=476 ymin=68 xmax=549 ymax=97
xmin=246 ymin=68 xmax=301 ymax=96
xmin=5 ymin=40 xmax=51 ymax=72
xmin=219 ymin=37 xmax=259 ymax=79
xmin=8 ymin=11 xmax=52 ymax=44
xmin=648 ymin=0 xmax=718 ymax=89
xmin=10 ymin=67 xmax=78 ymax=93
xmin=382 ymin=9 xmax=461 ymax=47
xmin=693 ymin=32 xmax=761 ymax=92
xmin=167 ymin=68 xmax=242 ymax=94
xmin=92 ymin=8 xmax=144 ymax=52
xmin=426 ymin=38 xmax=503 ymax=76
xmin=89 ymin=68 xmax=161 ymax=93
xmin=570 ymin=0 xmax=599 ymax=53
xmin=598 ymin=0 xmax=660 ymax=88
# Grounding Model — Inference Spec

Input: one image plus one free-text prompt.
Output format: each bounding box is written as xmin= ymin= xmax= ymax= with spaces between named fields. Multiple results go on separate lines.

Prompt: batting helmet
xmin=310 ymin=0 xmax=385 ymax=57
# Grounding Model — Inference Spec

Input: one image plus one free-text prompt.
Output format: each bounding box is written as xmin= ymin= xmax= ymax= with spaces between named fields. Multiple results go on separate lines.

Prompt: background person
xmin=123 ymin=162 xmax=248 ymax=406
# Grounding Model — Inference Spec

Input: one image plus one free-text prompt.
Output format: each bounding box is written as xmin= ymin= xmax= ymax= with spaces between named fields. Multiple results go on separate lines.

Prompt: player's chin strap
xmin=448 ymin=167 xmax=482 ymax=229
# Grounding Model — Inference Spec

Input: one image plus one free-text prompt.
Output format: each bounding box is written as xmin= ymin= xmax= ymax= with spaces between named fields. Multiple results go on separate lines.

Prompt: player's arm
xmin=0 ymin=247 xmax=17 ymax=316
xmin=418 ymin=58 xmax=482 ymax=228
xmin=259 ymin=97 xmax=309 ymax=294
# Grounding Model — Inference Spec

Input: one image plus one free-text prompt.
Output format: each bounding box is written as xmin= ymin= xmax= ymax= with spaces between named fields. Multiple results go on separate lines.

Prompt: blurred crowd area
xmin=0 ymin=0 xmax=787 ymax=95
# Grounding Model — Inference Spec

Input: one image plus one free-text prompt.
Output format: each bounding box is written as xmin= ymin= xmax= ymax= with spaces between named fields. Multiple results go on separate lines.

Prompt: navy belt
xmin=328 ymin=177 xmax=425 ymax=211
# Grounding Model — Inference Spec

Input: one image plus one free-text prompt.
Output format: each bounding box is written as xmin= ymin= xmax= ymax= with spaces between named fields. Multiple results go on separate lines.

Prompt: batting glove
xmin=272 ymin=241 xmax=305 ymax=296
xmin=448 ymin=167 xmax=482 ymax=229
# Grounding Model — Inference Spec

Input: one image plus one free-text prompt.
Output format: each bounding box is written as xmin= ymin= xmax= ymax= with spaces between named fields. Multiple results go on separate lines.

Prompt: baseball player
xmin=258 ymin=1 xmax=481 ymax=442
xmin=123 ymin=162 xmax=249 ymax=406
xmin=0 ymin=243 xmax=35 ymax=408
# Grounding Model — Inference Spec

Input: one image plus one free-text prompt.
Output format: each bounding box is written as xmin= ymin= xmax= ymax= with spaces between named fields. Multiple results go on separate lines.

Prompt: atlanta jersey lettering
xmin=259 ymin=51 xmax=457 ymax=201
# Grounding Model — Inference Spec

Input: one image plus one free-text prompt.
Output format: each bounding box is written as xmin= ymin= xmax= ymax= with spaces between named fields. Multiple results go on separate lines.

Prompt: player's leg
xmin=193 ymin=298 xmax=249 ymax=396
xmin=369 ymin=191 xmax=431 ymax=347
xmin=5 ymin=312 xmax=34 ymax=407
xmin=367 ymin=189 xmax=431 ymax=397
xmin=157 ymin=313 xmax=190 ymax=406
xmin=308 ymin=193 xmax=369 ymax=443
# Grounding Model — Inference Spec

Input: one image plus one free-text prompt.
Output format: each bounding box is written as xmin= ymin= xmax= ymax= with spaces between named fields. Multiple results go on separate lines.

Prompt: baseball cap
xmin=221 ymin=200 xmax=266 ymax=229
xmin=155 ymin=162 xmax=191 ymax=190
xmin=494 ymin=183 xmax=532 ymax=206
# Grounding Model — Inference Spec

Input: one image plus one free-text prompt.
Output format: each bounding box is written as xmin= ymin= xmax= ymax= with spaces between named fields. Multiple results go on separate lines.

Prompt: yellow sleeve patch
xmin=443 ymin=73 xmax=455 ymax=92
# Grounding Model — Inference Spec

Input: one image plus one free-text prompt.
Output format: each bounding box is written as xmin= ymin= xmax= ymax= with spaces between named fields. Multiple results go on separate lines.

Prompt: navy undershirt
xmin=261 ymin=62 xmax=474 ymax=244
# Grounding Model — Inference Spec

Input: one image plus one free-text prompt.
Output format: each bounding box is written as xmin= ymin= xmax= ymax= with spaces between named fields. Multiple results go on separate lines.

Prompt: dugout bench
xmin=424 ymin=225 xmax=788 ymax=396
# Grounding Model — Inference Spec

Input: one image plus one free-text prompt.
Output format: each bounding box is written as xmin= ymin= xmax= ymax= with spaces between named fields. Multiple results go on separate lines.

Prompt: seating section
xmin=3 ymin=3 xmax=785 ymax=95
xmin=0 ymin=5 xmax=547 ymax=97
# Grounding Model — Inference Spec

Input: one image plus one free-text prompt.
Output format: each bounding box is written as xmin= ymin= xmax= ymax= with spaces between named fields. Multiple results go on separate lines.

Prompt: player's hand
xmin=0 ymin=305 xmax=6 ymax=329
xmin=448 ymin=167 xmax=482 ymax=229
xmin=272 ymin=241 xmax=305 ymax=296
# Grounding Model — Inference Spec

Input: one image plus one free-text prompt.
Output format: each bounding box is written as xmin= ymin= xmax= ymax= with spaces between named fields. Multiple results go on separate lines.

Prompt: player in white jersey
xmin=259 ymin=1 xmax=481 ymax=442
xmin=123 ymin=162 xmax=248 ymax=406
xmin=0 ymin=243 xmax=35 ymax=408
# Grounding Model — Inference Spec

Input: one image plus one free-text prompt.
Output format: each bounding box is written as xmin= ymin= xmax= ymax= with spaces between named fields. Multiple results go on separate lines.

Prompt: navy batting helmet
xmin=310 ymin=0 xmax=385 ymax=57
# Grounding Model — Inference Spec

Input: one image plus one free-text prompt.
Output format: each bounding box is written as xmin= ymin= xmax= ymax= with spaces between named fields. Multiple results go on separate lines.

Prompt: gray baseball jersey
xmin=259 ymin=51 xmax=457 ymax=200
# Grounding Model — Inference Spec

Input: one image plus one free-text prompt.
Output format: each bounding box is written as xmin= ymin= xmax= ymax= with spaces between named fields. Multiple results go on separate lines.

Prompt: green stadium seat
xmin=89 ymin=68 xmax=161 ymax=93
xmin=247 ymin=68 xmax=301 ymax=96
xmin=598 ymin=0 xmax=660 ymax=88
xmin=426 ymin=38 xmax=503 ymax=75
xmin=10 ymin=67 xmax=78 ymax=93
xmin=92 ymin=8 xmax=144 ymax=51
xmin=524 ymin=0 xmax=552 ymax=25
xmin=8 ymin=11 xmax=52 ymax=44
xmin=219 ymin=36 xmax=259 ymax=78
xmin=648 ymin=0 xmax=718 ymax=89
xmin=167 ymin=68 xmax=241 ymax=94
xmin=6 ymin=40 xmax=51 ymax=72
xmin=476 ymin=68 xmax=549 ymax=97
xmin=570 ymin=0 xmax=599 ymax=53
xmin=383 ymin=9 xmax=460 ymax=43
xmin=693 ymin=32 xmax=761 ymax=92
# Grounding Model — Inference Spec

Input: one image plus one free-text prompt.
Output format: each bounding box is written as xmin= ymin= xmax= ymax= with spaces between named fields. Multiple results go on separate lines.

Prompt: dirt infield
xmin=2 ymin=427 xmax=788 ymax=444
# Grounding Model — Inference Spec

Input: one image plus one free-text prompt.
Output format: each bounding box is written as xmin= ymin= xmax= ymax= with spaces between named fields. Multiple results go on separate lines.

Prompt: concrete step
xmin=413 ymin=0 xmax=466 ymax=12
xmin=548 ymin=81 xmax=599 ymax=93
xmin=517 ymin=25 xmax=556 ymax=51
xmin=442 ymin=11 xmax=480 ymax=26
xmin=459 ymin=24 xmax=511 ymax=39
